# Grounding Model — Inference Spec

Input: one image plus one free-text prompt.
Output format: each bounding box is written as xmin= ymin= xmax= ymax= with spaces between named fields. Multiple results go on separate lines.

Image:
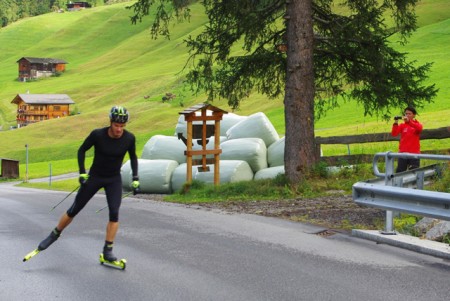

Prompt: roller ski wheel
xmin=99 ymin=253 xmax=126 ymax=270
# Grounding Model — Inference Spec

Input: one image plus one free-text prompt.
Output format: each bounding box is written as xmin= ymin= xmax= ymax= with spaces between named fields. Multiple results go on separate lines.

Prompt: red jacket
xmin=391 ymin=119 xmax=423 ymax=153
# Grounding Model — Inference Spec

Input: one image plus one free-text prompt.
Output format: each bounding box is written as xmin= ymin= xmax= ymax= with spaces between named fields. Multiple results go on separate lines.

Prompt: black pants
xmin=67 ymin=174 xmax=122 ymax=222
xmin=396 ymin=158 xmax=420 ymax=173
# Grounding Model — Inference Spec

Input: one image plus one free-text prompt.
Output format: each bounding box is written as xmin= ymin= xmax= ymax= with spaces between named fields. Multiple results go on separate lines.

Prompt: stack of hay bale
xmin=121 ymin=112 xmax=286 ymax=193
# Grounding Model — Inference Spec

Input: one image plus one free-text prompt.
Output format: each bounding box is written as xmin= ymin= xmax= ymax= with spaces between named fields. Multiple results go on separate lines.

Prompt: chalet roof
xmin=16 ymin=57 xmax=68 ymax=64
xmin=11 ymin=94 xmax=75 ymax=105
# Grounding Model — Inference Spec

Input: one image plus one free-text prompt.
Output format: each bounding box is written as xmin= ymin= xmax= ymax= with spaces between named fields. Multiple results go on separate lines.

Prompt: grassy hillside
xmin=0 ymin=1 xmax=449 ymax=179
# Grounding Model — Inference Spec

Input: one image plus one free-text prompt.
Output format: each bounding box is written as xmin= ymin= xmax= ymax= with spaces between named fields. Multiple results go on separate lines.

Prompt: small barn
xmin=67 ymin=2 xmax=92 ymax=11
xmin=17 ymin=57 xmax=67 ymax=82
xmin=0 ymin=158 xmax=19 ymax=179
xmin=11 ymin=94 xmax=75 ymax=128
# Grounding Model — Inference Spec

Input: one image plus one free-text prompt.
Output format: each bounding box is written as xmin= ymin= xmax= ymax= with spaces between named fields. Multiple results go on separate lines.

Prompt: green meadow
xmin=0 ymin=1 xmax=449 ymax=181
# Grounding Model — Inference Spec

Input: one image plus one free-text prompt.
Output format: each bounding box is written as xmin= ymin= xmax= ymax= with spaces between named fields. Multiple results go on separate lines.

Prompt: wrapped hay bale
xmin=220 ymin=138 xmax=267 ymax=172
xmin=267 ymin=136 xmax=285 ymax=167
xmin=171 ymin=160 xmax=254 ymax=193
xmin=120 ymin=160 xmax=133 ymax=189
xmin=192 ymin=136 xmax=228 ymax=161
xmin=220 ymin=112 xmax=247 ymax=133
xmin=174 ymin=115 xmax=214 ymax=137
xmin=226 ymin=112 xmax=279 ymax=147
xmin=254 ymin=166 xmax=285 ymax=180
xmin=121 ymin=159 xmax=179 ymax=194
xmin=141 ymin=135 xmax=186 ymax=164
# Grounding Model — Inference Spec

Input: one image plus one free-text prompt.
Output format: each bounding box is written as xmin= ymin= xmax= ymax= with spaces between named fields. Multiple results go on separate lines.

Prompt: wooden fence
xmin=316 ymin=126 xmax=450 ymax=165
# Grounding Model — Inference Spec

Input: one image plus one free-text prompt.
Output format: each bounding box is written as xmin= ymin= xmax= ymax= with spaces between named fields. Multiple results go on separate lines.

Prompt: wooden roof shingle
xmin=11 ymin=94 xmax=75 ymax=105
xmin=17 ymin=57 xmax=68 ymax=64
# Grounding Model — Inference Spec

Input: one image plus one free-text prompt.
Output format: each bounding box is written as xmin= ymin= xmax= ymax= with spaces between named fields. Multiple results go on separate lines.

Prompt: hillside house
xmin=67 ymin=2 xmax=92 ymax=11
xmin=11 ymin=94 xmax=75 ymax=128
xmin=17 ymin=57 xmax=67 ymax=82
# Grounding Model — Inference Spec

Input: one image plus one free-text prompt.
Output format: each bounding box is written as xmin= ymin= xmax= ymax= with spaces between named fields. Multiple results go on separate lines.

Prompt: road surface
xmin=1 ymin=182 xmax=449 ymax=300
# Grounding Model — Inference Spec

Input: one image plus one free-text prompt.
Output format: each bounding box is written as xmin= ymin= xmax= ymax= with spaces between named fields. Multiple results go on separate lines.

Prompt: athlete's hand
xmin=79 ymin=173 xmax=89 ymax=185
xmin=131 ymin=178 xmax=140 ymax=195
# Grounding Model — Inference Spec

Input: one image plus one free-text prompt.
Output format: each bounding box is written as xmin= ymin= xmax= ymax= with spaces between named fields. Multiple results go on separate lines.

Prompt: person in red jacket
xmin=391 ymin=106 xmax=423 ymax=172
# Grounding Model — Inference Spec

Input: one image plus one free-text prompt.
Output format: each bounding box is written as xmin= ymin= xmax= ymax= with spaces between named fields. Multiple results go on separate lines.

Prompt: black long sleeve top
xmin=78 ymin=127 xmax=138 ymax=178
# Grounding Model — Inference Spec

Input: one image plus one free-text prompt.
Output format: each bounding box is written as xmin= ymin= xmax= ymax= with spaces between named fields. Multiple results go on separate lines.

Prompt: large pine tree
xmin=128 ymin=0 xmax=437 ymax=184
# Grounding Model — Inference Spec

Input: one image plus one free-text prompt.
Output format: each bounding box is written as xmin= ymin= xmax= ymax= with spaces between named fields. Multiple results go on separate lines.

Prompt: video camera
xmin=394 ymin=116 xmax=403 ymax=121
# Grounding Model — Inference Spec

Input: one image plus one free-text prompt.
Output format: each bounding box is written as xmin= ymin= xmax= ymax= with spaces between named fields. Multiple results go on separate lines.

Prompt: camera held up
xmin=394 ymin=116 xmax=403 ymax=121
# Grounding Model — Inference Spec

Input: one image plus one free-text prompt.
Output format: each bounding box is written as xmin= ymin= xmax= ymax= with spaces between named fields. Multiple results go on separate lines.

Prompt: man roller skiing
xmin=33 ymin=106 xmax=139 ymax=265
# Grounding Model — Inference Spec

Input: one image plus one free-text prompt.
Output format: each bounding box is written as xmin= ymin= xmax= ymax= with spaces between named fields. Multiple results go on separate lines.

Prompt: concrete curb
xmin=352 ymin=229 xmax=450 ymax=260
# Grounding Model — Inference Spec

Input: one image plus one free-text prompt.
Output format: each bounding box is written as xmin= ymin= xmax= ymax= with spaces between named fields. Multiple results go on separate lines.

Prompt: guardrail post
xmin=382 ymin=152 xmax=397 ymax=234
xmin=384 ymin=151 xmax=395 ymax=186
xmin=416 ymin=171 xmax=425 ymax=190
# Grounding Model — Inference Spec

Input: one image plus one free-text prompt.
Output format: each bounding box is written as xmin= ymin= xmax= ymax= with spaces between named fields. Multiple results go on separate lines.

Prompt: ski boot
xmin=99 ymin=244 xmax=126 ymax=270
xmin=23 ymin=228 xmax=61 ymax=262
xmin=38 ymin=228 xmax=61 ymax=251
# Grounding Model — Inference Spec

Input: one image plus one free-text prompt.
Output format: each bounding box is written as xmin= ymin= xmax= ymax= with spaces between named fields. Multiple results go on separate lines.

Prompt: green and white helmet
xmin=109 ymin=106 xmax=129 ymax=123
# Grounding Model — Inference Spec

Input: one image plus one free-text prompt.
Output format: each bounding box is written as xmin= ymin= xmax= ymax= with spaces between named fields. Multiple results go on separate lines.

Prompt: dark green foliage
xmin=0 ymin=0 xmax=103 ymax=27
xmin=128 ymin=0 xmax=437 ymax=118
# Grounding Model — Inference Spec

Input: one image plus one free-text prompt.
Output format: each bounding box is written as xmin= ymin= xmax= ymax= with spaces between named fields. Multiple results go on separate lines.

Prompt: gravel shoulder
xmin=133 ymin=192 xmax=386 ymax=232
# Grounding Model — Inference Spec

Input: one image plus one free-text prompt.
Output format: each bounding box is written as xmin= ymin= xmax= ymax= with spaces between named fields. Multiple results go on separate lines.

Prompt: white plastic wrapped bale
xmin=170 ymin=160 xmax=254 ymax=193
xmin=121 ymin=159 xmax=179 ymax=193
xmin=220 ymin=112 xmax=247 ymax=133
xmin=174 ymin=115 xmax=215 ymax=137
xmin=267 ymin=136 xmax=285 ymax=167
xmin=220 ymin=138 xmax=267 ymax=173
xmin=192 ymin=136 xmax=228 ymax=160
xmin=226 ymin=112 xmax=279 ymax=147
xmin=141 ymin=135 xmax=186 ymax=164
xmin=254 ymin=166 xmax=285 ymax=180
xmin=121 ymin=160 xmax=133 ymax=190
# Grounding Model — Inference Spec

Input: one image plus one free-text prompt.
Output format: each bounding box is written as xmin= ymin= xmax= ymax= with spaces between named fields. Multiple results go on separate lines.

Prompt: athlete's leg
xmin=104 ymin=175 xmax=123 ymax=241
xmin=66 ymin=178 xmax=101 ymax=218
xmin=105 ymin=221 xmax=119 ymax=242
xmin=38 ymin=177 xmax=102 ymax=251
xmin=102 ymin=175 xmax=122 ymax=261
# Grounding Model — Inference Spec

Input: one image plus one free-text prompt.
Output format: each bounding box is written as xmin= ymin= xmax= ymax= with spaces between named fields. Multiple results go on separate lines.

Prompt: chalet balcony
xmin=22 ymin=110 xmax=49 ymax=115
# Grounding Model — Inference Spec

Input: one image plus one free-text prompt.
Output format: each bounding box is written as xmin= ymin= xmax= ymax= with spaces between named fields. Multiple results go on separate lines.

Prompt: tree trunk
xmin=284 ymin=0 xmax=317 ymax=184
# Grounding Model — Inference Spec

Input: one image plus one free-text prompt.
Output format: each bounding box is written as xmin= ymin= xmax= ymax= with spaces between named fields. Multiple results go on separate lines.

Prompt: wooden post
xmin=186 ymin=120 xmax=193 ymax=183
xmin=214 ymin=118 xmax=221 ymax=185
xmin=179 ymin=104 xmax=227 ymax=187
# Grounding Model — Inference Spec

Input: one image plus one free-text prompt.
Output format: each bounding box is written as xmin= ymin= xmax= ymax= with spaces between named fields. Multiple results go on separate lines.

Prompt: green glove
xmin=131 ymin=178 xmax=140 ymax=195
xmin=131 ymin=181 xmax=140 ymax=189
xmin=79 ymin=173 xmax=89 ymax=185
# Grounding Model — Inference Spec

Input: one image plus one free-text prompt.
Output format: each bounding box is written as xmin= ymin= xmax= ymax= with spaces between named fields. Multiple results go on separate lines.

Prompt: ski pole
xmin=49 ymin=185 xmax=80 ymax=212
xmin=95 ymin=191 xmax=134 ymax=213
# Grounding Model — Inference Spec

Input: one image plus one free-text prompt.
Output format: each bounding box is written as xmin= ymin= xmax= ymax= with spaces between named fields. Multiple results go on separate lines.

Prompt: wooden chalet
xmin=11 ymin=94 xmax=75 ymax=128
xmin=17 ymin=57 xmax=67 ymax=82
xmin=67 ymin=2 xmax=92 ymax=11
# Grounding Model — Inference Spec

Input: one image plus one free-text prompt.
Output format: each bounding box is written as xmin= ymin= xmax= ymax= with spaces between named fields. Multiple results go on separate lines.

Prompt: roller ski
xmin=23 ymin=228 xmax=61 ymax=262
xmin=99 ymin=243 xmax=126 ymax=270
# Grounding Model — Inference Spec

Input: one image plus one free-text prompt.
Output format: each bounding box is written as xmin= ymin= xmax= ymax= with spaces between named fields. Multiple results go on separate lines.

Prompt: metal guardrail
xmin=353 ymin=152 xmax=450 ymax=234
xmin=353 ymin=183 xmax=450 ymax=220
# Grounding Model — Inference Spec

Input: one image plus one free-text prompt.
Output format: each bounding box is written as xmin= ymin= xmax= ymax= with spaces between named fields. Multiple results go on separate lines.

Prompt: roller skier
xmin=24 ymin=106 xmax=140 ymax=269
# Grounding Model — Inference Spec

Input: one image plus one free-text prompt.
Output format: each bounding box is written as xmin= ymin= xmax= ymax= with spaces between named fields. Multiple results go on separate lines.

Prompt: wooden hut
xmin=67 ymin=2 xmax=92 ymax=11
xmin=17 ymin=57 xmax=67 ymax=82
xmin=11 ymin=94 xmax=75 ymax=128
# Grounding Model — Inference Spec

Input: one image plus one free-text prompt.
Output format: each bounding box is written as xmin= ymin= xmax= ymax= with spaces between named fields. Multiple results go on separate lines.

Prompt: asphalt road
xmin=1 ymin=182 xmax=449 ymax=301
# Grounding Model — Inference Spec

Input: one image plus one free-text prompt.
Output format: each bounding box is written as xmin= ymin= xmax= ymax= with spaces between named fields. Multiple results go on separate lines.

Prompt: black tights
xmin=396 ymin=158 xmax=420 ymax=173
xmin=67 ymin=174 xmax=122 ymax=222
